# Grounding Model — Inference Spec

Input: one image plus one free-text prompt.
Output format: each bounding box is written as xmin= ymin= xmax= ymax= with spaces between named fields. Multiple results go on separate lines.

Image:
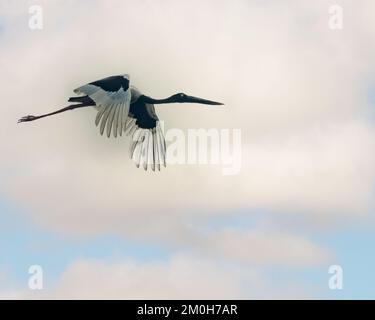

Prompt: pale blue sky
xmin=0 ymin=198 xmax=171 ymax=291
xmin=1 ymin=196 xmax=374 ymax=298
xmin=1 ymin=0 xmax=375 ymax=299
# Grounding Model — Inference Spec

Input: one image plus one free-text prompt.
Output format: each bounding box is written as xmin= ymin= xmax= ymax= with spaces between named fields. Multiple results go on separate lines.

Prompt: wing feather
xmin=74 ymin=75 xmax=131 ymax=137
xmin=99 ymin=103 xmax=113 ymax=136
xmin=154 ymin=128 xmax=161 ymax=171
xmin=148 ymin=131 xmax=155 ymax=171
xmin=129 ymin=128 xmax=142 ymax=159
xmin=95 ymin=105 xmax=107 ymax=126
xmin=156 ymin=124 xmax=166 ymax=167
xmin=113 ymin=103 xmax=121 ymax=138
xmin=106 ymin=103 xmax=118 ymax=138
xmin=142 ymin=131 xmax=150 ymax=171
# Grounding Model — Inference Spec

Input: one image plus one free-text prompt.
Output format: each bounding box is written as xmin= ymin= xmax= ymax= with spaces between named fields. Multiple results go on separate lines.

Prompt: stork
xmin=18 ymin=74 xmax=223 ymax=171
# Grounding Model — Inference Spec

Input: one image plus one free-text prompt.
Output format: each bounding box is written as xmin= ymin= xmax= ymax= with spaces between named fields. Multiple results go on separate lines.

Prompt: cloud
xmin=203 ymin=228 xmax=331 ymax=267
xmin=0 ymin=0 xmax=375 ymax=298
xmin=0 ymin=255 xmax=311 ymax=299
xmin=240 ymin=120 xmax=375 ymax=218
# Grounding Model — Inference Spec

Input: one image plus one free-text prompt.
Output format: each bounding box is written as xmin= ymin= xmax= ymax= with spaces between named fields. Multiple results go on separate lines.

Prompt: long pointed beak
xmin=185 ymin=95 xmax=224 ymax=105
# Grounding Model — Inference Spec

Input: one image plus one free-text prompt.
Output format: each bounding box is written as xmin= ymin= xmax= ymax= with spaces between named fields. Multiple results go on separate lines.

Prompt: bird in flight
xmin=18 ymin=74 xmax=223 ymax=171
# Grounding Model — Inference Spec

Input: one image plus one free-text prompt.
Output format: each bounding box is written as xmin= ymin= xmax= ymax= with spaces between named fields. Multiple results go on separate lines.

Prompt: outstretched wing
xmin=73 ymin=74 xmax=131 ymax=138
xmin=125 ymin=96 xmax=166 ymax=171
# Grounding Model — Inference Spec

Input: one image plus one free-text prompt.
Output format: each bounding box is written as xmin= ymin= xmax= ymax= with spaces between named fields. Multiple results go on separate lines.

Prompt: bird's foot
xmin=18 ymin=115 xmax=38 ymax=123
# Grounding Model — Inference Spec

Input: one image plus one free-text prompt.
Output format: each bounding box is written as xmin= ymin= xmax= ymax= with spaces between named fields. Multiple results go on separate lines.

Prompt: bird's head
xmin=172 ymin=92 xmax=223 ymax=105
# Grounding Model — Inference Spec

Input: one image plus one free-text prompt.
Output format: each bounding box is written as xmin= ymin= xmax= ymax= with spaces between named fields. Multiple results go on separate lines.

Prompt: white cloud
xmin=203 ymin=228 xmax=331 ymax=267
xmin=52 ymin=256 xmax=251 ymax=299
xmin=0 ymin=0 xmax=375 ymax=297
xmin=0 ymin=255 xmax=312 ymax=299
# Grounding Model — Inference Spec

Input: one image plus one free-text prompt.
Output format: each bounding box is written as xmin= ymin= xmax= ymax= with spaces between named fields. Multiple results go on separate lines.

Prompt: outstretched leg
xmin=18 ymin=101 xmax=93 ymax=123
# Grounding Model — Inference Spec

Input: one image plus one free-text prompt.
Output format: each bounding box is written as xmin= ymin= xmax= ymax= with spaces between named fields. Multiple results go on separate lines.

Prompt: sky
xmin=0 ymin=0 xmax=375 ymax=299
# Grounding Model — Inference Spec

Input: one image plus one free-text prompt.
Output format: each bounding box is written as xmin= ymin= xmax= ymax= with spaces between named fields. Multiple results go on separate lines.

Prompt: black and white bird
xmin=18 ymin=74 xmax=223 ymax=171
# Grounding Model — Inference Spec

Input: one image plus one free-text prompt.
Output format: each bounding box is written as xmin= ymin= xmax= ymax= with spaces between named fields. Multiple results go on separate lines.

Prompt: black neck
xmin=141 ymin=95 xmax=176 ymax=105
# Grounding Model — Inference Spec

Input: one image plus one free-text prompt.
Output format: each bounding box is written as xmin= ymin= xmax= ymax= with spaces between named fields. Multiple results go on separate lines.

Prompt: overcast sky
xmin=0 ymin=0 xmax=375 ymax=299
